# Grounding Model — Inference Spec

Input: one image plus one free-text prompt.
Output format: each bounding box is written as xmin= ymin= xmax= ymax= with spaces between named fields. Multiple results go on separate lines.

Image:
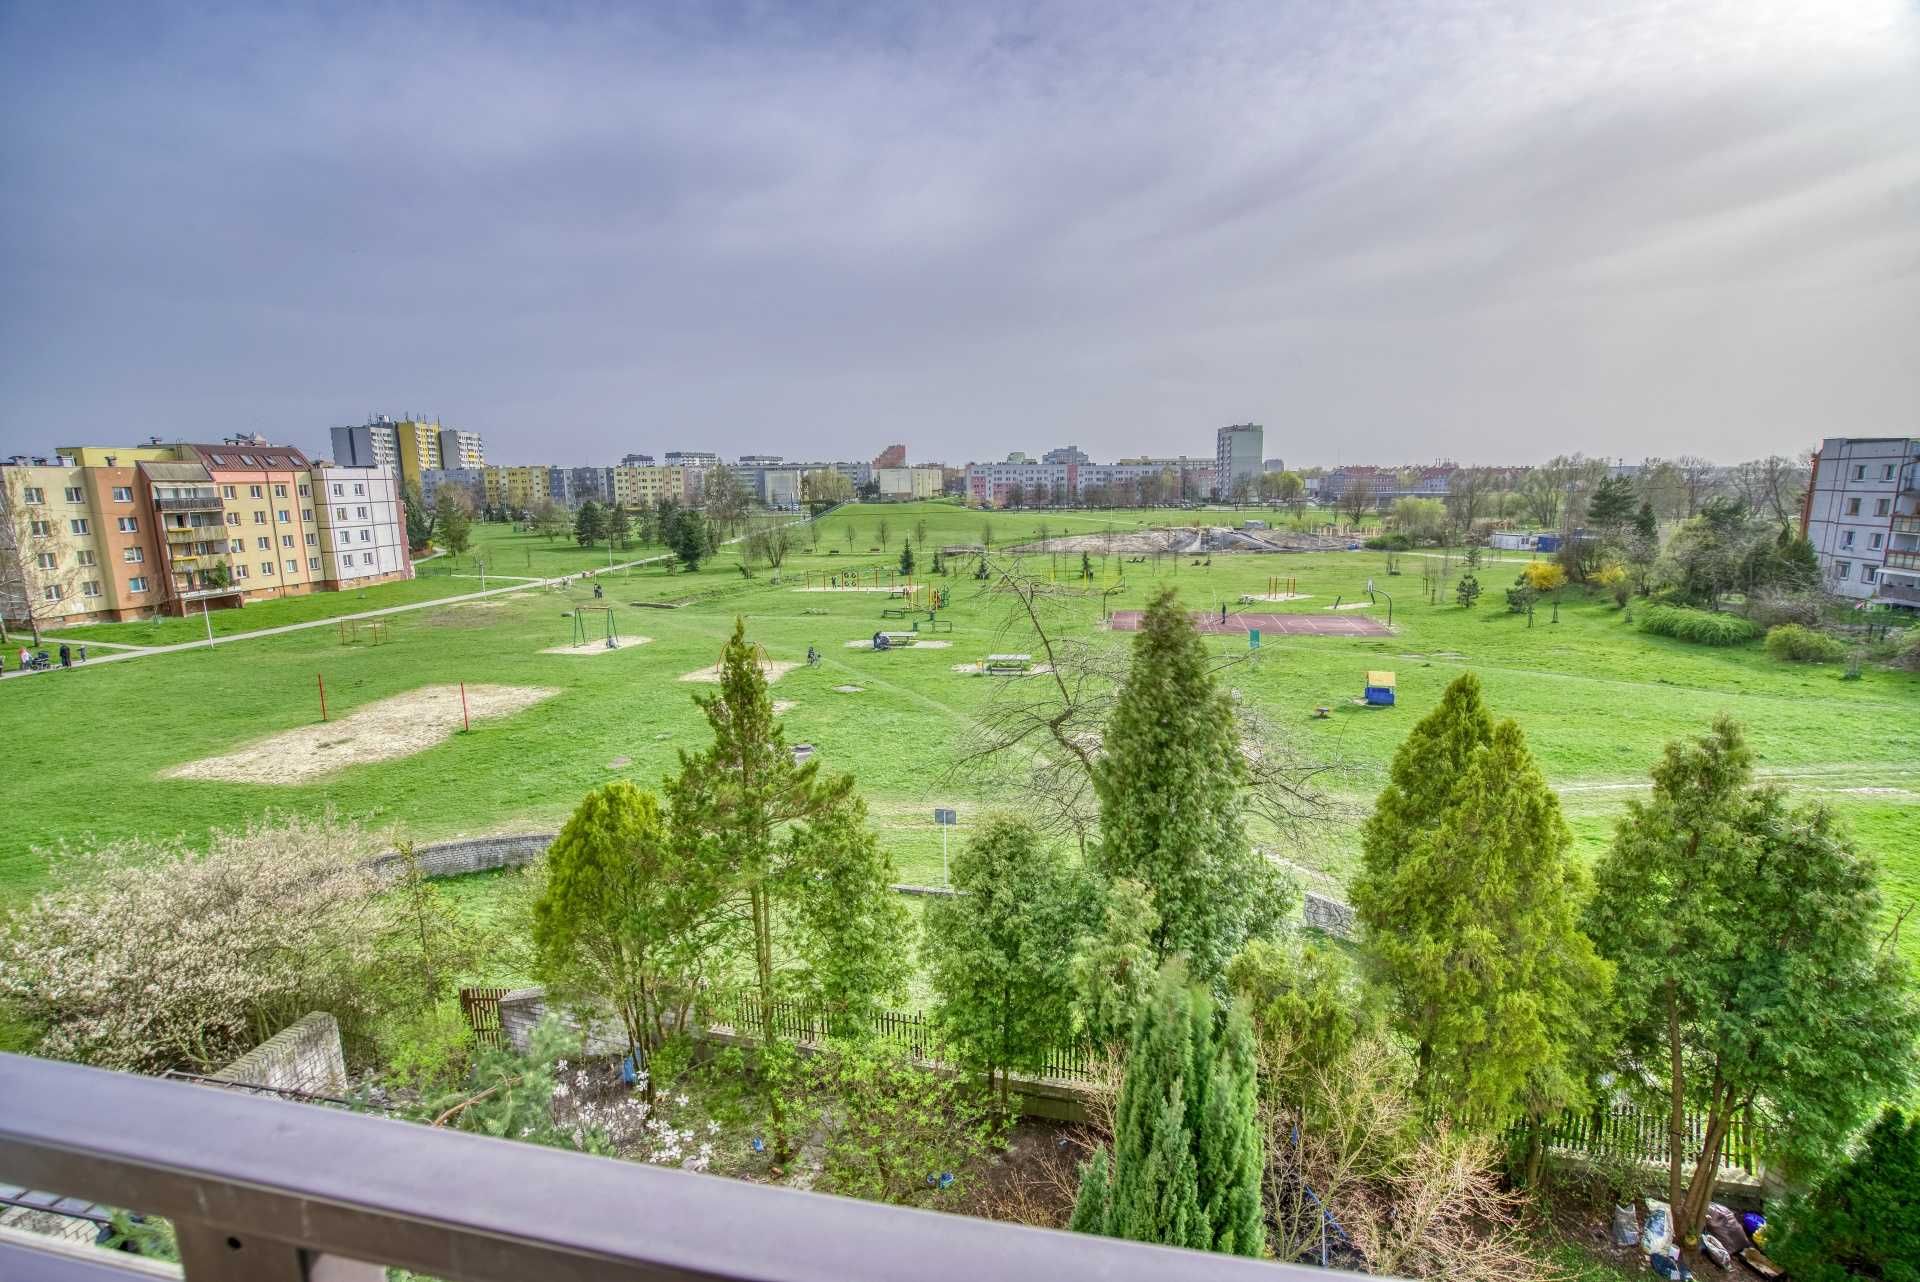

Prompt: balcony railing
xmin=1876 ymin=579 xmax=1920 ymax=606
xmin=0 ymin=1052 xmax=1331 ymax=1282
xmin=1892 ymin=515 xmax=1920 ymax=535
xmin=1885 ymin=549 xmax=1920 ymax=572
xmin=152 ymin=495 xmax=221 ymax=513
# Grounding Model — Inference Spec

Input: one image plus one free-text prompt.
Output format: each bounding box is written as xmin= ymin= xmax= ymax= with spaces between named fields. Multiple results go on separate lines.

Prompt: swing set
xmin=569 ymin=605 xmax=620 ymax=649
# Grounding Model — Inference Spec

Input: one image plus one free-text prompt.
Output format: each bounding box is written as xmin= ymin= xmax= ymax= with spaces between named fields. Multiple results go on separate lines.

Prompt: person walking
xmin=58 ymin=642 xmax=72 ymax=669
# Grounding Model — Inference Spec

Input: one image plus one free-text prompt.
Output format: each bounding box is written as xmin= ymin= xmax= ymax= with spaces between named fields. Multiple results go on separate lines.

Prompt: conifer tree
xmin=1091 ymin=588 xmax=1287 ymax=983
xmin=1071 ymin=964 xmax=1264 ymax=1257
xmin=1352 ymin=673 xmax=1611 ymax=1127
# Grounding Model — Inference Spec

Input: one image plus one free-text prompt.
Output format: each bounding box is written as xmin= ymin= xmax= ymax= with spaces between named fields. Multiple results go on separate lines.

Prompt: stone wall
xmin=367 ymin=833 xmax=555 ymax=882
xmin=210 ymin=1011 xmax=347 ymax=1096
xmin=1303 ymin=890 xmax=1356 ymax=938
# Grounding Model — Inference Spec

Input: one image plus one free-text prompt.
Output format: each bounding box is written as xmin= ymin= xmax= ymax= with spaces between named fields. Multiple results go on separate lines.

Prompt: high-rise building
xmin=1802 ymin=437 xmax=1920 ymax=609
xmin=327 ymin=416 xmax=484 ymax=493
xmin=1042 ymin=446 xmax=1089 ymax=465
xmin=619 ymin=453 xmax=655 ymax=467
xmin=1214 ymin=423 xmax=1263 ymax=500
xmin=438 ymin=428 xmax=486 ymax=470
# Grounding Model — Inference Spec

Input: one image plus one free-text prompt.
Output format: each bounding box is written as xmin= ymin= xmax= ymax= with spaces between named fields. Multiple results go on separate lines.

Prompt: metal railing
xmin=152 ymin=495 xmax=221 ymax=513
xmin=0 ymin=1052 xmax=1327 ymax=1281
xmin=1876 ymin=579 xmax=1920 ymax=606
xmin=1885 ymin=549 xmax=1920 ymax=571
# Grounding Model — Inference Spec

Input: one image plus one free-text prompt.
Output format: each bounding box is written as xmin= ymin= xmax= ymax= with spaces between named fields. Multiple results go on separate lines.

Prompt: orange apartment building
xmin=176 ymin=442 xmax=326 ymax=601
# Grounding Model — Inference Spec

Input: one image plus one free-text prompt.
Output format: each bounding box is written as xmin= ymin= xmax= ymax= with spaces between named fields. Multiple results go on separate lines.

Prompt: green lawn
xmin=5 ymin=500 xmax=1916 ymax=969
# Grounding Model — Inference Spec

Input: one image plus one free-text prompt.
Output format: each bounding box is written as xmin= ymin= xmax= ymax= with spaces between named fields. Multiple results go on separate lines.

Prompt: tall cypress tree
xmin=1072 ymin=964 xmax=1264 ymax=1257
xmin=1091 ymin=588 xmax=1286 ymax=983
xmin=1352 ymin=673 xmax=1611 ymax=1127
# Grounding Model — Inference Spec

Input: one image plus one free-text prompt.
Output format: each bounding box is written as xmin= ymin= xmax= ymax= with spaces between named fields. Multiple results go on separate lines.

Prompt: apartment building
xmin=418 ymin=467 xmax=487 ymax=511
xmin=569 ymin=466 xmax=613 ymax=506
xmin=438 ymin=428 xmax=486 ymax=470
xmin=315 ymin=466 xmax=411 ymax=585
xmin=1802 ymin=437 xmax=1920 ymax=608
xmin=484 ymin=466 xmax=557 ymax=513
xmin=1215 ymin=424 xmax=1264 ymax=499
xmin=966 ymin=456 xmax=1077 ymax=506
xmin=609 ymin=464 xmax=688 ymax=509
xmin=329 ymin=416 xmax=485 ymax=491
xmin=177 ymin=442 xmax=325 ymax=600
xmin=874 ymin=467 xmax=942 ymax=500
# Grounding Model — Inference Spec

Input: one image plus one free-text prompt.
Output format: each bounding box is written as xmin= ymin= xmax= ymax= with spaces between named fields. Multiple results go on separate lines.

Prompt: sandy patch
xmin=1241 ymin=593 xmax=1312 ymax=603
xmin=540 ymin=637 xmax=654 ymax=656
xmin=161 ymin=684 xmax=559 ymax=786
xmin=772 ymin=700 xmax=798 ymax=714
xmin=678 ymin=659 xmax=799 ymax=685
xmin=833 ymin=685 xmax=865 ymax=693
xmin=1326 ymin=602 xmax=1376 ymax=611
xmin=844 ymin=638 xmax=953 ymax=649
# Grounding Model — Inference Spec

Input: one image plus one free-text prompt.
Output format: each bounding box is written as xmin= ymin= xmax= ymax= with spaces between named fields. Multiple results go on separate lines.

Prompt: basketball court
xmin=1108 ymin=610 xmax=1391 ymax=637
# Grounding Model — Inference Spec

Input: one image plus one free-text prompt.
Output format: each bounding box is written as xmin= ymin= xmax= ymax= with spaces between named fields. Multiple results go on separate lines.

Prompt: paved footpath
xmin=0 ymin=555 xmax=671 ymax=682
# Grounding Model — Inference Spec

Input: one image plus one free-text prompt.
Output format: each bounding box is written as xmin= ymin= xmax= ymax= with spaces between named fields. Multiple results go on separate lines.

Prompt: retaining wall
xmin=210 ymin=1012 xmax=347 ymax=1096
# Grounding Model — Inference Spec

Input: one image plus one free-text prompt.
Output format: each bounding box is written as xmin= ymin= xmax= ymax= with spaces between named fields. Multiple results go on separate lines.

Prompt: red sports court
xmin=1108 ymin=610 xmax=1391 ymax=637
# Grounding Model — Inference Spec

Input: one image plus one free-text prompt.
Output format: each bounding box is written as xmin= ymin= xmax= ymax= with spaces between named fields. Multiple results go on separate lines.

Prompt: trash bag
xmin=1701 ymin=1234 xmax=1731 ymax=1269
xmin=1643 ymin=1200 xmax=1674 ymax=1257
xmin=1649 ymin=1251 xmax=1692 ymax=1281
xmin=1705 ymin=1203 xmax=1753 ymax=1255
xmin=1740 ymin=1212 xmax=1766 ymax=1240
xmin=1611 ymin=1204 xmax=1640 ymax=1248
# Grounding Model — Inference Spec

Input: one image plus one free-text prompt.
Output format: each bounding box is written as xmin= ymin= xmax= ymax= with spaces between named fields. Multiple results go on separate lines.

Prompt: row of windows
xmin=333 ymin=506 xmax=372 ymax=520
xmin=1837 ymin=530 xmax=1887 ymax=551
xmin=329 ymin=482 xmax=369 ymax=497
xmin=1846 ymin=463 xmax=1903 ymax=482
xmin=1831 ymin=562 xmax=1880 ymax=583
xmin=1841 ymin=497 xmax=1895 ymax=517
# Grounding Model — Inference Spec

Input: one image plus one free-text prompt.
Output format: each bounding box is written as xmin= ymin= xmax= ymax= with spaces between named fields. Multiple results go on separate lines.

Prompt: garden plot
xmin=161 ymin=684 xmax=559 ymax=785
xmin=541 ymin=636 xmax=654 ymax=656
xmin=678 ymin=659 xmax=799 ymax=684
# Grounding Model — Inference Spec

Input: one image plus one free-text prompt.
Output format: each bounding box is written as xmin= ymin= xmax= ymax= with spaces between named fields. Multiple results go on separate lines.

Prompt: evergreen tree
xmin=1584 ymin=717 xmax=1918 ymax=1268
xmin=574 ymin=500 xmax=606 ymax=548
xmin=668 ymin=508 xmax=709 ymax=571
xmin=1632 ymin=500 xmax=1659 ymax=541
xmin=1352 ymin=673 xmax=1611 ymax=1127
xmin=1069 ymin=879 xmax=1159 ymax=1050
xmin=1071 ymin=963 xmax=1264 ymax=1256
xmin=1081 ymin=550 xmax=1094 ymax=581
xmin=668 ymin=619 xmax=912 ymax=1157
xmin=1455 ymin=573 xmax=1481 ymax=608
xmin=402 ymin=480 xmax=433 ymax=551
xmin=609 ymin=503 xmax=632 ymax=550
xmin=1769 ymin=1107 xmax=1919 ymax=1282
xmin=922 ymin=817 xmax=1093 ymax=1103
xmin=1091 ymin=588 xmax=1288 ymax=983
xmin=1586 ymin=474 xmax=1638 ymax=531
xmin=899 ymin=541 xmax=915 ymax=576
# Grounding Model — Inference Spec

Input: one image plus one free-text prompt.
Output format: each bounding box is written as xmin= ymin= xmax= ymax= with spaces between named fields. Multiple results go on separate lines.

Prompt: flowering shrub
xmin=0 ymin=814 xmax=392 ymax=1072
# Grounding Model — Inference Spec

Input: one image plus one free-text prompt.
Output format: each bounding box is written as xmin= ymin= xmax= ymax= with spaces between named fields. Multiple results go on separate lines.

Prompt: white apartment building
xmin=1802 ymin=437 xmax=1920 ymax=608
xmin=314 ymin=465 xmax=411 ymax=585
xmin=438 ymin=428 xmax=486 ymax=469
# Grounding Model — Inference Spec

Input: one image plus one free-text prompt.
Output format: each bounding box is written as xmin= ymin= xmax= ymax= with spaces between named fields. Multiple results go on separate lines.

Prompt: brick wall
xmin=210 ymin=1011 xmax=347 ymax=1096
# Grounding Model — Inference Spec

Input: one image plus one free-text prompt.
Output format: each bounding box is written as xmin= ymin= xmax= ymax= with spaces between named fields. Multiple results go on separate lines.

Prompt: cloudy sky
xmin=2 ymin=1 xmax=1915 ymax=467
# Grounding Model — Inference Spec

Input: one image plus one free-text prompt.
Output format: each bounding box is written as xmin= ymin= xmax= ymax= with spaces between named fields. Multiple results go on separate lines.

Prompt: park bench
xmin=873 ymin=632 xmax=919 ymax=649
xmin=914 ymin=617 xmax=953 ymax=633
xmin=879 ymin=607 xmax=911 ymax=619
xmin=983 ymin=653 xmax=1033 ymax=675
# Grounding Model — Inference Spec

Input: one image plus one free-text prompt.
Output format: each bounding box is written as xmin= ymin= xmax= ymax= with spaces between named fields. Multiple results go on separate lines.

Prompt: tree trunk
xmin=1676 ymin=1096 xmax=1735 ymax=1271
xmin=752 ymin=885 xmax=789 ymax=1163
xmin=1665 ymin=980 xmax=1687 ymax=1252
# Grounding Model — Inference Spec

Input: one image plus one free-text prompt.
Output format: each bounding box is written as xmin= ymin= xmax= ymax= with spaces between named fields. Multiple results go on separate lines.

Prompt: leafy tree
xmin=923 ymin=817 xmax=1093 ymax=1103
xmin=608 ymin=503 xmax=632 ymax=550
xmin=1584 ymin=717 xmax=1918 ymax=1268
xmin=574 ymin=500 xmax=607 ymax=548
xmin=803 ymin=1037 xmax=999 ymax=1205
xmin=437 ymin=499 xmax=472 ymax=561
xmin=1071 ymin=963 xmax=1264 ymax=1256
xmin=667 ymin=507 xmax=709 ymax=571
xmin=1352 ymin=674 xmax=1611 ymax=1129
xmin=981 ymin=520 xmax=994 ymax=548
xmin=1455 ymin=573 xmax=1482 ymax=609
xmin=1068 ymin=878 xmax=1159 ymax=1051
xmin=667 ymin=619 xmax=912 ymax=1157
xmin=531 ymin=782 xmax=729 ymax=1098
xmin=529 ymin=498 xmax=566 ymax=541
xmin=1091 ymin=589 xmax=1291 ymax=984
xmin=701 ymin=465 xmax=749 ymax=538
xmin=1768 ymin=1107 xmax=1920 ymax=1282
xmin=898 ymin=541 xmax=915 ymax=576
xmin=1227 ymin=935 xmax=1383 ymax=1108
xmin=801 ymin=468 xmax=853 ymax=505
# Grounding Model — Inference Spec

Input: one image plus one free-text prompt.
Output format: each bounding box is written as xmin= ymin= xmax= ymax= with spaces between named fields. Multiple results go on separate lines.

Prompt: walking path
xmin=0 ymin=555 xmax=671 ymax=682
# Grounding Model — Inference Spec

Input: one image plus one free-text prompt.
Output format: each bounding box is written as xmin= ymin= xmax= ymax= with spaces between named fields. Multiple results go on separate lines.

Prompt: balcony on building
xmin=0 ymin=1052 xmax=1317 ymax=1282
xmin=1885 ymin=548 xmax=1920 ymax=572
xmin=152 ymin=488 xmax=222 ymax=514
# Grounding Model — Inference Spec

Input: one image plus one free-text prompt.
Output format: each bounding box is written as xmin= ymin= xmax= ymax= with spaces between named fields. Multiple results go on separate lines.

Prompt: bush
xmin=1639 ymin=605 xmax=1757 ymax=646
xmin=1768 ymin=1108 xmax=1918 ymax=1282
xmin=1519 ymin=562 xmax=1566 ymax=593
xmin=1365 ymin=533 xmax=1413 ymax=551
xmin=1894 ymin=629 xmax=1920 ymax=672
xmin=1747 ymin=590 xmax=1825 ymax=630
xmin=1765 ymin=624 xmax=1848 ymax=664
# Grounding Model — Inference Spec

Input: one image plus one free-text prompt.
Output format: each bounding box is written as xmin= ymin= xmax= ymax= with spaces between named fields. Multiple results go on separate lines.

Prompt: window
xmin=76 ymin=550 xmax=96 ymax=567
xmin=331 ymin=484 xmax=343 ymax=496
xmin=285 ymin=559 xmax=298 ymax=574
xmin=30 ymin=519 xmax=50 ymax=537
xmin=1875 ymin=499 xmax=1891 ymax=516
xmin=82 ymin=580 xmax=101 ymax=598
xmin=253 ymin=536 xmax=267 ymax=550
xmin=249 ymin=485 xmax=263 ymax=499
xmin=123 ymin=547 xmax=143 ymax=563
xmin=277 ymin=510 xmax=290 ymax=523
xmin=273 ymin=484 xmax=287 ymax=498
xmin=356 ymin=506 xmax=368 ymax=519
xmin=305 ymin=532 xmax=317 ymax=546
xmin=281 ymin=534 xmax=294 ymax=548
xmin=65 ymin=486 xmax=84 ymax=503
xmin=253 ymin=512 xmax=266 ymax=524
xmin=112 ymin=486 xmax=132 ymax=502
xmin=336 ymin=507 xmax=348 ymax=520
xmin=308 ymin=557 xmax=320 ymax=571
xmin=35 ymin=552 xmax=56 ymax=570
xmin=1883 ymin=465 xmax=1897 ymax=481
xmin=1871 ymin=532 xmax=1885 ymax=550
xmin=302 ymin=509 xmax=313 ymax=522
xmin=43 ymin=584 xmax=62 ymax=602
xmin=232 ymin=564 xmax=249 ymax=581
xmin=1853 ymin=465 xmax=1867 ymax=480
xmin=298 ymin=484 xmax=310 ymax=497
xmin=22 ymin=486 xmax=44 ymax=504
xmin=117 ymin=516 xmax=138 ymax=532
xmin=222 ymin=485 xmax=237 ymax=500
xmin=226 ymin=512 xmax=240 ymax=526
xmin=1841 ymin=530 xmax=1856 ymax=549
xmin=128 ymin=576 xmax=148 ymax=593
xmin=69 ymin=518 xmax=89 ymax=534
xmin=1863 ymin=565 xmax=1878 ymax=583
xmin=261 ymin=561 xmax=275 ymax=575
xmin=1834 ymin=560 xmax=1853 ymax=580
xmin=358 ymin=529 xmax=371 ymax=542
xmin=353 ymin=483 xmax=365 ymax=496
xmin=1845 ymin=497 xmax=1862 ymax=515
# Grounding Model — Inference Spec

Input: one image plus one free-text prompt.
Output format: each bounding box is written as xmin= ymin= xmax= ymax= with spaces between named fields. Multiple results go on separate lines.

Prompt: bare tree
xmin=0 ymin=495 xmax=86 ymax=647
xmin=1338 ymin=474 xmax=1377 ymax=527
xmin=1728 ymin=455 xmax=1810 ymax=525
xmin=1675 ymin=455 xmax=1719 ymax=519
xmin=745 ymin=518 xmax=793 ymax=577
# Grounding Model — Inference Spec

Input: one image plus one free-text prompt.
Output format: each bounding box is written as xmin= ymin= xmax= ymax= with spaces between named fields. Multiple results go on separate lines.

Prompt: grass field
xmin=4 ymin=499 xmax=1916 ymax=973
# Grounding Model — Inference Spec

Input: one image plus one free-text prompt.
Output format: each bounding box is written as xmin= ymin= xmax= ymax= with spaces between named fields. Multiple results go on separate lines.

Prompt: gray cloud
xmin=1 ymin=0 xmax=1915 ymax=465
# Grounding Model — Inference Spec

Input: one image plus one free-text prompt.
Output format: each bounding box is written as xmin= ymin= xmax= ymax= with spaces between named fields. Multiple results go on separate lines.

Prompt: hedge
xmin=1638 ymin=605 xmax=1757 ymax=646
